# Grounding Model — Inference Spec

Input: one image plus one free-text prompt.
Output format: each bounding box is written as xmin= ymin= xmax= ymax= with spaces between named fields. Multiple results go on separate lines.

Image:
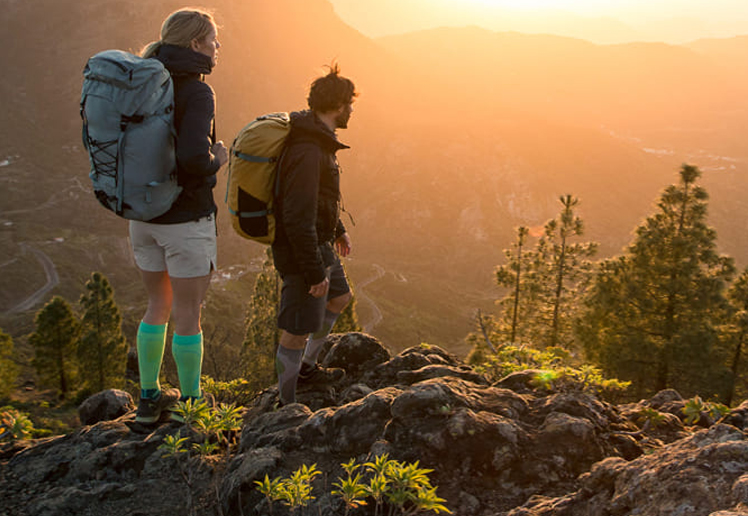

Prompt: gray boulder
xmin=77 ymin=389 xmax=135 ymax=425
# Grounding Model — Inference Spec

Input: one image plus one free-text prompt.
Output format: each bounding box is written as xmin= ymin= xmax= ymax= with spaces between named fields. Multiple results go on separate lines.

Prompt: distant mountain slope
xmin=377 ymin=27 xmax=739 ymax=133
xmin=686 ymin=35 xmax=748 ymax=75
xmin=329 ymin=0 xmax=743 ymax=44
xmin=1 ymin=0 xmax=747 ymax=352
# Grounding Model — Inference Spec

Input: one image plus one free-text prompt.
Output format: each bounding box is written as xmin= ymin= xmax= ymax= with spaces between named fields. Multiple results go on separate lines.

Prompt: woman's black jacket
xmin=148 ymin=44 xmax=221 ymax=224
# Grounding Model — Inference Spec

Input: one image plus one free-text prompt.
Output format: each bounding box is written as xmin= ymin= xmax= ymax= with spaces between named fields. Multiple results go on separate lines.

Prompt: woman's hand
xmin=212 ymin=140 xmax=229 ymax=167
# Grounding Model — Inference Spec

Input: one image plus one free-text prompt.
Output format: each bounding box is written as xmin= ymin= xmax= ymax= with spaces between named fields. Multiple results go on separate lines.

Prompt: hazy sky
xmin=329 ymin=0 xmax=748 ymax=42
xmin=459 ymin=0 xmax=746 ymax=19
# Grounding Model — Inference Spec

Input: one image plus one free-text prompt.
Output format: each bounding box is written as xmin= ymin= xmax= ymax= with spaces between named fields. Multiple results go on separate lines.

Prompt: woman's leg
xmin=170 ymin=274 xmax=212 ymax=399
xmin=137 ymin=270 xmax=172 ymax=397
xmin=141 ymin=270 xmax=173 ymax=325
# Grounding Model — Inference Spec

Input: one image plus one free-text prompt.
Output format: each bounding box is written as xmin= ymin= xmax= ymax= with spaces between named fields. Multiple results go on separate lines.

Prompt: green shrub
xmin=470 ymin=343 xmax=630 ymax=402
xmin=257 ymin=454 xmax=452 ymax=515
xmin=0 ymin=408 xmax=34 ymax=441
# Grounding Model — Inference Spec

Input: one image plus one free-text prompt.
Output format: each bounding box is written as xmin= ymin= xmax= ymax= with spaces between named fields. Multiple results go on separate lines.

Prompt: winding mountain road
xmin=5 ymin=243 xmax=59 ymax=314
xmin=356 ymin=263 xmax=385 ymax=332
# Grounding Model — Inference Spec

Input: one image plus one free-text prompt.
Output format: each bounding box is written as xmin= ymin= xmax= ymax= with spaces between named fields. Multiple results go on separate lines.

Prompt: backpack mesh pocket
xmin=237 ymin=187 xmax=269 ymax=237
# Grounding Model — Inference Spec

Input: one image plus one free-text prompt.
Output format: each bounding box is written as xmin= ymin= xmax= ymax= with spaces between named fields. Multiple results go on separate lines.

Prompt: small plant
xmin=410 ymin=484 xmax=452 ymax=515
xmin=158 ymin=435 xmax=189 ymax=457
xmin=202 ymin=376 xmax=257 ymax=406
xmin=253 ymin=465 xmax=323 ymax=514
xmin=469 ymin=343 xmax=629 ymax=402
xmin=193 ymin=439 xmax=219 ymax=457
xmin=708 ymin=402 xmax=730 ymax=421
xmin=683 ymin=396 xmax=706 ymax=425
xmin=159 ymin=400 xmax=243 ymax=516
xmin=276 ymin=464 xmax=322 ymax=513
xmin=682 ymin=396 xmax=731 ymax=426
xmin=332 ymin=459 xmax=368 ymax=515
xmin=350 ymin=455 xmax=451 ymax=515
xmin=171 ymin=397 xmax=212 ymax=427
xmin=255 ymin=474 xmax=284 ymax=515
xmin=0 ymin=409 xmax=35 ymax=441
xmin=531 ymin=370 xmax=559 ymax=391
xmin=254 ymin=456 xmax=452 ymax=515
xmin=364 ymin=454 xmax=392 ymax=516
xmin=332 ymin=472 xmax=368 ymax=515
xmin=636 ymin=408 xmax=666 ymax=429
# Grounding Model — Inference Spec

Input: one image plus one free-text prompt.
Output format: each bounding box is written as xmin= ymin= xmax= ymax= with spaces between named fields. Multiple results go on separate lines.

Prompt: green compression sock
xmin=172 ymin=332 xmax=203 ymax=398
xmin=137 ymin=322 xmax=168 ymax=398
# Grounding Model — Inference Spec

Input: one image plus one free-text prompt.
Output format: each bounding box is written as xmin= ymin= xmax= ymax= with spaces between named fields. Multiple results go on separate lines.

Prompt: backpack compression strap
xmin=233 ymin=152 xmax=278 ymax=164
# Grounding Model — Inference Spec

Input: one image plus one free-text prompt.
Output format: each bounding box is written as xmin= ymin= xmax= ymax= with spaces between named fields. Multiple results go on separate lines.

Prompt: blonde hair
xmin=141 ymin=8 xmax=217 ymax=58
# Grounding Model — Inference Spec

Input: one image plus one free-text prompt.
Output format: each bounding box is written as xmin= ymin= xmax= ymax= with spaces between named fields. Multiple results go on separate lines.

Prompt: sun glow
xmin=462 ymin=0 xmax=613 ymax=12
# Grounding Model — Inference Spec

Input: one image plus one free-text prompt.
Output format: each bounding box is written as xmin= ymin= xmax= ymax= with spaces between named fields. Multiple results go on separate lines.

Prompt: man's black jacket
xmin=271 ymin=110 xmax=349 ymax=285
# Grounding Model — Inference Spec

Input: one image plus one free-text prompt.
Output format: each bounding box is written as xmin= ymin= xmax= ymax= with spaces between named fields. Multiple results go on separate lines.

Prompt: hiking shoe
xmin=135 ymin=388 xmax=180 ymax=424
xmin=169 ymin=392 xmax=216 ymax=423
xmin=297 ymin=363 xmax=345 ymax=385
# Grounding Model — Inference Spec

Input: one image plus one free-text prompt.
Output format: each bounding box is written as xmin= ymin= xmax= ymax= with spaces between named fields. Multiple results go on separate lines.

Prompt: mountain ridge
xmin=1 ymin=0 xmax=747 ymax=353
xmin=3 ymin=334 xmax=748 ymax=515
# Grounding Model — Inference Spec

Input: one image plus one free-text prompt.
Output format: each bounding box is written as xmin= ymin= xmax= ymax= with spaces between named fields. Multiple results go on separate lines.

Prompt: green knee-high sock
xmin=137 ymin=322 xmax=168 ymax=399
xmin=172 ymin=332 xmax=203 ymax=399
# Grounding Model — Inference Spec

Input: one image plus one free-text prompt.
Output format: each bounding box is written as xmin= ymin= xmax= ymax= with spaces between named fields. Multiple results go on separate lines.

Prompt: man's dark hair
xmin=307 ymin=62 xmax=358 ymax=113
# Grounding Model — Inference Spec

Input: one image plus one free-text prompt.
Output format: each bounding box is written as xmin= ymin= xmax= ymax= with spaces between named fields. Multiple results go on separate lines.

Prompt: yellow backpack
xmin=226 ymin=112 xmax=291 ymax=244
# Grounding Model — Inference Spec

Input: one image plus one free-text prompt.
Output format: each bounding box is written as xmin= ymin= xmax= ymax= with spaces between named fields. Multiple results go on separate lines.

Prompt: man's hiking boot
xmin=297 ymin=363 xmax=345 ymax=385
xmin=169 ymin=392 xmax=216 ymax=423
xmin=135 ymin=388 xmax=180 ymax=424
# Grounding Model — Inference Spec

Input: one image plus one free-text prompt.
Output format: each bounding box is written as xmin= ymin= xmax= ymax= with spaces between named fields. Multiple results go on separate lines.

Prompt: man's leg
xmin=301 ymin=292 xmax=352 ymax=369
xmin=299 ymin=259 xmax=352 ymax=381
xmin=276 ymin=273 xmax=327 ymax=404
xmin=276 ymin=331 xmax=307 ymax=405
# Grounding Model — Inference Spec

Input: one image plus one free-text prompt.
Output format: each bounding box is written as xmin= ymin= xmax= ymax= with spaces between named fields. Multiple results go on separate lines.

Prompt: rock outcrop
xmin=78 ymin=389 xmax=135 ymax=426
xmin=1 ymin=332 xmax=747 ymax=516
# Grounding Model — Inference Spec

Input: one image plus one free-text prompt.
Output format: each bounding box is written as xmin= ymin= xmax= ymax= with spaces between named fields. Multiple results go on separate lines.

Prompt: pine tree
xmin=495 ymin=226 xmax=529 ymax=343
xmin=495 ymin=196 xmax=596 ymax=348
xmin=30 ymin=296 xmax=80 ymax=398
xmin=0 ymin=329 xmax=18 ymax=399
xmin=578 ymin=165 xmax=735 ymax=399
xmin=332 ymin=271 xmax=363 ymax=333
xmin=242 ymin=249 xmax=281 ymax=391
xmin=78 ymin=272 xmax=127 ymax=393
xmin=724 ymin=267 xmax=748 ymax=405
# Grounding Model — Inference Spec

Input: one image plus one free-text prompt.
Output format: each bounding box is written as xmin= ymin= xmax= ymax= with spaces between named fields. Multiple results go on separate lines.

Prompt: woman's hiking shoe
xmin=297 ymin=363 xmax=345 ymax=385
xmin=135 ymin=388 xmax=180 ymax=424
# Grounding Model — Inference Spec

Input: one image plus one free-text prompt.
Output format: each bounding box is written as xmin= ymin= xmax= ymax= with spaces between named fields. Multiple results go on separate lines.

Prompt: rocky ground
xmin=2 ymin=332 xmax=748 ymax=516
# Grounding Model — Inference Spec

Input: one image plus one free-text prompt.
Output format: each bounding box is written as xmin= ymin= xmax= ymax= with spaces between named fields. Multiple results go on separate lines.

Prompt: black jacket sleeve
xmin=335 ymin=219 xmax=347 ymax=239
xmin=175 ymin=83 xmax=221 ymax=177
xmin=280 ymin=142 xmax=326 ymax=285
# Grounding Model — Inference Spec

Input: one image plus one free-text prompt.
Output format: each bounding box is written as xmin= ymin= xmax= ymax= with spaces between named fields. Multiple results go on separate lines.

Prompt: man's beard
xmin=335 ymin=110 xmax=351 ymax=129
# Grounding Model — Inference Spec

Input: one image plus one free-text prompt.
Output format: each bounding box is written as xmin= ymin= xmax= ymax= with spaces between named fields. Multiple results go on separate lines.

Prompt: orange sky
xmin=329 ymin=0 xmax=748 ymax=43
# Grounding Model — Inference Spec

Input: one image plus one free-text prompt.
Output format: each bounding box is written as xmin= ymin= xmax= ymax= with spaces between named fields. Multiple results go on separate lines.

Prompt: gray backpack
xmin=80 ymin=50 xmax=181 ymax=221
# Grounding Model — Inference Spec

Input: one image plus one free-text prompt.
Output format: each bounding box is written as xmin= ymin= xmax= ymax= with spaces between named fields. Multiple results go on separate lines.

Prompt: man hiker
xmin=271 ymin=63 xmax=358 ymax=406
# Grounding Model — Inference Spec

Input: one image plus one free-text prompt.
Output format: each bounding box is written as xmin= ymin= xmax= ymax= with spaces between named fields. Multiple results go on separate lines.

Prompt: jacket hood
xmin=289 ymin=110 xmax=350 ymax=152
xmin=155 ymin=44 xmax=213 ymax=76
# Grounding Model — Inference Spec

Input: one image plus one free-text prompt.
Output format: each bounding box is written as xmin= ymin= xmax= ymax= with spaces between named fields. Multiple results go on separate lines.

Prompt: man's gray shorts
xmin=278 ymin=256 xmax=351 ymax=336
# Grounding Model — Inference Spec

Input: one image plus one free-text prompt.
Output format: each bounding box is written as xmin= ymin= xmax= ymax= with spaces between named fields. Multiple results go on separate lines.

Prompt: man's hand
xmin=309 ymin=277 xmax=330 ymax=298
xmin=335 ymin=232 xmax=352 ymax=258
